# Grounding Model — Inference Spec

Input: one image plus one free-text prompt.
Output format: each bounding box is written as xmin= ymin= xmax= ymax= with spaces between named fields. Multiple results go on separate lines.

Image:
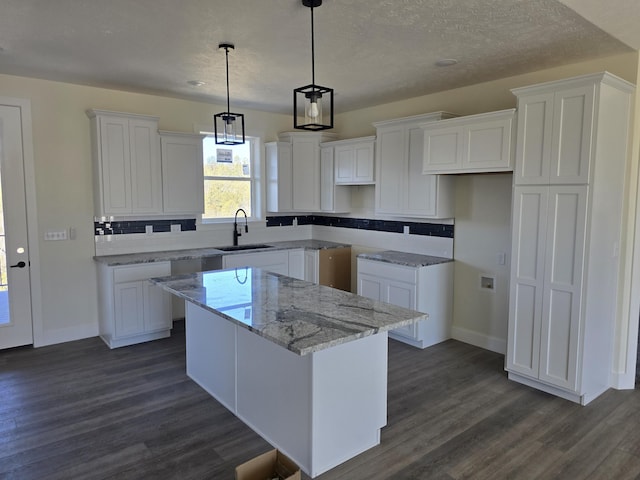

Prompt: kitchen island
xmin=151 ymin=267 xmax=428 ymax=478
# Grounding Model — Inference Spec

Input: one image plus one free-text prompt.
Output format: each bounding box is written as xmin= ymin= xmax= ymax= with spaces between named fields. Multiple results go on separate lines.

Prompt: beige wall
xmin=614 ymin=52 xmax=640 ymax=386
xmin=337 ymin=51 xmax=639 ymax=354
xmin=0 ymin=74 xmax=292 ymax=345
xmin=334 ymin=52 xmax=638 ymax=137
xmin=1 ymin=50 xmax=638 ymax=355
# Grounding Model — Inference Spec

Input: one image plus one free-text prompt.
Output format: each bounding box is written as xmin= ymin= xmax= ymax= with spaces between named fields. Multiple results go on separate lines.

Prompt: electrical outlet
xmin=171 ymin=224 xmax=181 ymax=233
xmin=403 ymin=225 xmax=410 ymax=235
xmin=145 ymin=225 xmax=153 ymax=234
xmin=44 ymin=230 xmax=67 ymax=241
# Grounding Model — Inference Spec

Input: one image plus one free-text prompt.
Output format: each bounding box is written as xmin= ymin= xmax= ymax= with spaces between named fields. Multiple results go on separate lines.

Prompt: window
xmin=202 ymin=136 xmax=255 ymax=221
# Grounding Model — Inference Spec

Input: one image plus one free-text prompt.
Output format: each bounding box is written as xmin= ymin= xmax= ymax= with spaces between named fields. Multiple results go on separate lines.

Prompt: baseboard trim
xmin=451 ymin=326 xmax=506 ymax=354
xmin=609 ymin=371 xmax=637 ymax=390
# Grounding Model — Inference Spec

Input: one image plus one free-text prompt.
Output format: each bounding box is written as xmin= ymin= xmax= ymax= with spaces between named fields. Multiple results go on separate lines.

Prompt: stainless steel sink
xmin=216 ymin=244 xmax=274 ymax=252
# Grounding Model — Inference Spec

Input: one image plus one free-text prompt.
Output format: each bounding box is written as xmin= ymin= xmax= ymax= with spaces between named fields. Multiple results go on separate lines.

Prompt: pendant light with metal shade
xmin=214 ymin=42 xmax=245 ymax=145
xmin=293 ymin=0 xmax=334 ymax=131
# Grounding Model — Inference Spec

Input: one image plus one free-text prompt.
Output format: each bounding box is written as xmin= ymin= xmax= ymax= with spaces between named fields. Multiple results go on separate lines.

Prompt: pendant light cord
xmin=225 ymin=46 xmax=231 ymax=114
xmin=310 ymin=4 xmax=315 ymax=89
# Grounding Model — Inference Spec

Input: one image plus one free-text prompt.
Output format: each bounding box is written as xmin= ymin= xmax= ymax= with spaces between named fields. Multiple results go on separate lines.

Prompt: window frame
xmin=200 ymin=134 xmax=262 ymax=225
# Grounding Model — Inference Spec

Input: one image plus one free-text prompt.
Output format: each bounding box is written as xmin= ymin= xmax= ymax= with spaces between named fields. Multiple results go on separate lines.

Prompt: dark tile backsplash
xmin=94 ymin=218 xmax=197 ymax=236
xmin=94 ymin=216 xmax=453 ymax=238
xmin=266 ymin=215 xmax=454 ymax=238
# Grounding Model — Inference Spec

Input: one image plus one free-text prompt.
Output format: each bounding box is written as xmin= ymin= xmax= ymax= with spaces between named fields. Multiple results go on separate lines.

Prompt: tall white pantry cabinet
xmin=506 ymin=72 xmax=634 ymax=405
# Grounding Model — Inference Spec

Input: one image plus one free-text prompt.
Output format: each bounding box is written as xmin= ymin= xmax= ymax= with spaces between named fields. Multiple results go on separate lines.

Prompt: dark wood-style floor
xmin=2 ymin=321 xmax=640 ymax=479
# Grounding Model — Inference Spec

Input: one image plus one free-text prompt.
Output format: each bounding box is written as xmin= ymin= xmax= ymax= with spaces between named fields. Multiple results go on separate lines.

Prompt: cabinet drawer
xmin=357 ymin=259 xmax=417 ymax=284
xmin=113 ymin=261 xmax=171 ymax=283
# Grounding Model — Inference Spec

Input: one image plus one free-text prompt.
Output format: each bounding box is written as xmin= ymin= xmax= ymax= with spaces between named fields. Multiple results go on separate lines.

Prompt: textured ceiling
xmin=0 ymin=0 xmax=635 ymax=114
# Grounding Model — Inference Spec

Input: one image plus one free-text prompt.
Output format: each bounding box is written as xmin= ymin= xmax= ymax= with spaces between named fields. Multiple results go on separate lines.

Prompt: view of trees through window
xmin=203 ymin=136 xmax=252 ymax=220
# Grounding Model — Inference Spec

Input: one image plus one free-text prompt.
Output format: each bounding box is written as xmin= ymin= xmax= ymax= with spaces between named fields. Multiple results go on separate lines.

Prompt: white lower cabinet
xmin=223 ymin=250 xmax=290 ymax=276
xmin=357 ymin=258 xmax=453 ymax=348
xmin=304 ymin=250 xmax=319 ymax=284
xmin=97 ymin=261 xmax=172 ymax=348
xmin=288 ymin=249 xmax=305 ymax=280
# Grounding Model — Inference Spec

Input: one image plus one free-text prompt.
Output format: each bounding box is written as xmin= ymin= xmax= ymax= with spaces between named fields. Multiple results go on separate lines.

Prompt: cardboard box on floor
xmin=235 ymin=449 xmax=301 ymax=480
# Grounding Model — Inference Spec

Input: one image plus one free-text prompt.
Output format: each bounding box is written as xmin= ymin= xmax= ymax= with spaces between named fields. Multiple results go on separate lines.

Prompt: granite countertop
xmin=94 ymin=240 xmax=350 ymax=266
xmin=150 ymin=267 xmax=427 ymax=356
xmin=357 ymin=250 xmax=453 ymax=267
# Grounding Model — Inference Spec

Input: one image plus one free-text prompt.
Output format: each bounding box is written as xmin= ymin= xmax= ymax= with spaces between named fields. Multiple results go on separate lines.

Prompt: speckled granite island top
xmin=151 ymin=267 xmax=427 ymax=356
xmin=94 ymin=240 xmax=349 ymax=266
xmin=357 ymin=250 xmax=453 ymax=267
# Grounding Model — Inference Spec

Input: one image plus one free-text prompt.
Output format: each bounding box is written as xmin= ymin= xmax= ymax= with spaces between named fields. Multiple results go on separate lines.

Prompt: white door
xmin=0 ymin=105 xmax=33 ymax=349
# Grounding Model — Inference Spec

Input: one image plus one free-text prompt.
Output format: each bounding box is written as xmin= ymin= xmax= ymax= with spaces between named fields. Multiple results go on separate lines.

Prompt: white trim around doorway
xmin=0 ymin=96 xmax=43 ymax=347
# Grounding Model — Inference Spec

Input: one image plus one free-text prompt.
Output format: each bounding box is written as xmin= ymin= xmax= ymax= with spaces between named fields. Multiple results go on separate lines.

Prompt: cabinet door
xmin=265 ymin=142 xmax=293 ymax=213
xmin=129 ymin=118 xmax=162 ymax=214
xmin=320 ymin=147 xmax=336 ymax=211
xmin=514 ymin=93 xmax=554 ymax=185
xmin=334 ymin=145 xmax=355 ymax=184
xmin=549 ymin=85 xmax=595 ymax=185
xmin=538 ymin=186 xmax=587 ymax=390
xmin=386 ymin=279 xmax=418 ymax=339
xmin=506 ymin=186 xmax=549 ymax=378
xmin=288 ymin=249 xmax=305 ymax=280
xmin=291 ymin=138 xmax=320 ymax=211
xmin=114 ymin=281 xmax=145 ymax=338
xmin=304 ymin=250 xmax=319 ymax=284
xmin=423 ymin=124 xmax=462 ymax=171
xmin=375 ymin=126 xmax=406 ymax=214
xmin=99 ymin=116 xmax=132 ymax=215
xmin=144 ymin=282 xmax=171 ymax=332
xmin=357 ymin=273 xmax=384 ymax=302
xmin=406 ymin=124 xmax=438 ymax=217
xmin=161 ymin=134 xmax=204 ymax=214
xmin=463 ymin=117 xmax=513 ymax=171
xmin=354 ymin=142 xmax=375 ymax=183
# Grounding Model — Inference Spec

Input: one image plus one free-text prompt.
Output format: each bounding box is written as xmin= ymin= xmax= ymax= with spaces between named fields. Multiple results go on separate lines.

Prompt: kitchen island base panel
xmin=185 ymin=302 xmax=388 ymax=478
xmin=185 ymin=303 xmax=237 ymax=412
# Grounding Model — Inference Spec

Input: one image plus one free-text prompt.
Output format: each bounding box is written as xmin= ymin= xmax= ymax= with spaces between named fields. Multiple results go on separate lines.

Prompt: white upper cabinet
xmin=267 ymin=132 xmax=337 ymax=213
xmin=265 ymin=141 xmax=293 ymax=213
xmin=160 ymin=131 xmax=205 ymax=215
xmin=512 ymin=81 xmax=597 ymax=185
xmin=320 ymin=146 xmax=351 ymax=213
xmin=88 ymin=109 xmax=162 ymax=217
xmin=374 ymin=112 xmax=456 ymax=219
xmin=321 ymin=136 xmax=376 ymax=185
xmin=422 ymin=109 xmax=515 ymax=174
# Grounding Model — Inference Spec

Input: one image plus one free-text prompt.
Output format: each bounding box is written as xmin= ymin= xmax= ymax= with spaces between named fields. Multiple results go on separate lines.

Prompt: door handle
xmin=10 ymin=261 xmax=26 ymax=268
